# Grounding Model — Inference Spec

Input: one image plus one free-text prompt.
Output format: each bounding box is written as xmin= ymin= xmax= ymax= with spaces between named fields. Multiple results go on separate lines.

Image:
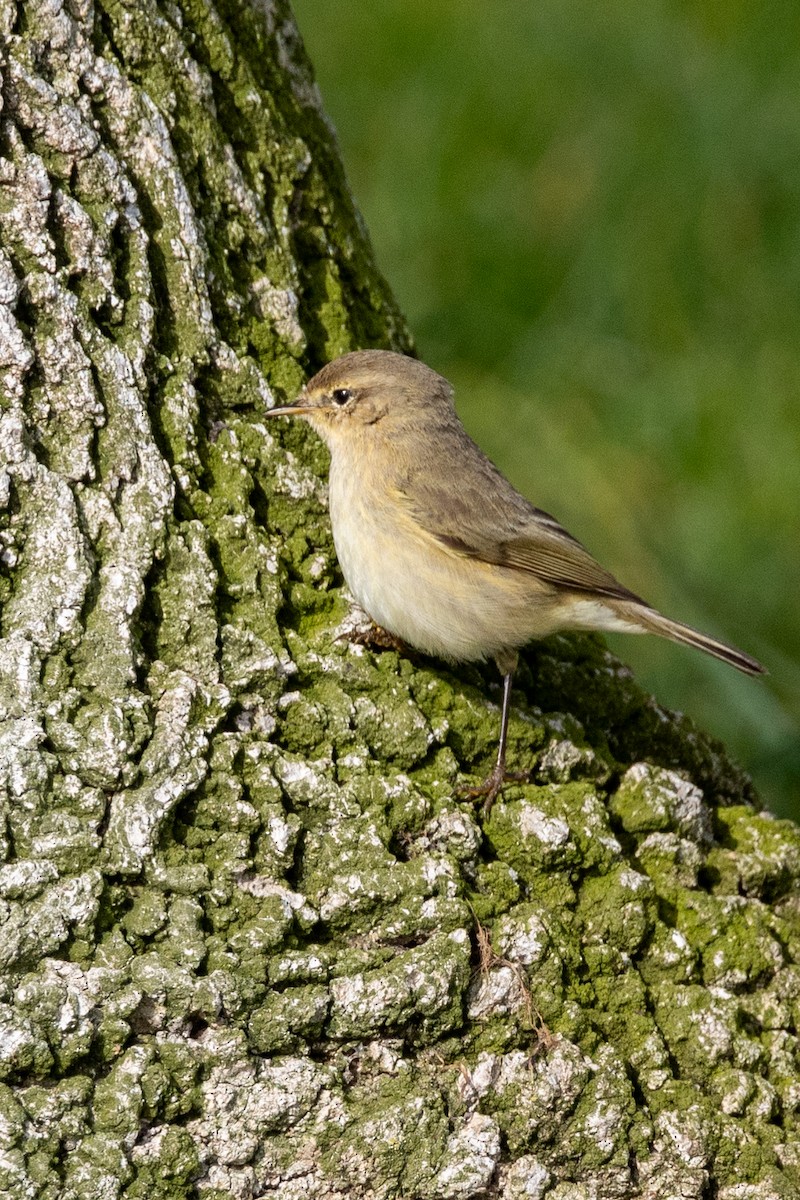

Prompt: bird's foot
xmin=458 ymin=764 xmax=530 ymax=817
xmin=338 ymin=621 xmax=412 ymax=656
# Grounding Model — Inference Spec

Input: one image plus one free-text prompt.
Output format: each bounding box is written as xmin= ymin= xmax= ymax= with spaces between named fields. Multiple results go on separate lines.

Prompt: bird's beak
xmin=265 ymin=404 xmax=306 ymax=417
xmin=265 ymin=402 xmax=306 ymax=418
xmin=264 ymin=388 xmax=318 ymax=418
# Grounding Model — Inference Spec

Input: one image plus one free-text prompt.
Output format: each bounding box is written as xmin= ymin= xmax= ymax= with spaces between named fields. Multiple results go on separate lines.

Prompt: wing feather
xmin=392 ymin=447 xmax=645 ymax=605
xmin=435 ymin=529 xmax=644 ymax=602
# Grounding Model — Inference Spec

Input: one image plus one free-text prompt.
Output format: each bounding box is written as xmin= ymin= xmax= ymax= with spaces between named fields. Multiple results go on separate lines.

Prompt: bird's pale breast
xmin=327 ymin=454 xmax=572 ymax=664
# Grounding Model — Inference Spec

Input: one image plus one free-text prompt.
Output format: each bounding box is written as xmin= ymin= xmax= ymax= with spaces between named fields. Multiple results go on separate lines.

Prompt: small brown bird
xmin=267 ymin=350 xmax=765 ymax=808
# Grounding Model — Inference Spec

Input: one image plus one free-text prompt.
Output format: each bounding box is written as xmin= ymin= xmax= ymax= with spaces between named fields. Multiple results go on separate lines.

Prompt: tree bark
xmin=1 ymin=1 xmax=799 ymax=1197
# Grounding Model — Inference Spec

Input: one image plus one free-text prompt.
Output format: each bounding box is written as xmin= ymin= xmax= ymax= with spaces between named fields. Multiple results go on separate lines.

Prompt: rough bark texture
xmin=1 ymin=1 xmax=799 ymax=1198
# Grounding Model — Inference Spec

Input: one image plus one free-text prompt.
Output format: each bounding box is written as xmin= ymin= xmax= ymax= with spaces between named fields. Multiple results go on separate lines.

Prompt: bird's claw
xmin=337 ymin=623 xmax=412 ymax=655
xmin=458 ymin=765 xmax=530 ymax=817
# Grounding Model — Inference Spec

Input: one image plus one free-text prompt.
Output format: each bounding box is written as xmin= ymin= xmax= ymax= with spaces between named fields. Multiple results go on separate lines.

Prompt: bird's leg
xmin=460 ymin=667 xmax=529 ymax=816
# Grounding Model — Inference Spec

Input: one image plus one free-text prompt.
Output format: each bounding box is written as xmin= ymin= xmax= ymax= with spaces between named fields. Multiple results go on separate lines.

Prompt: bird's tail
xmin=626 ymin=605 xmax=766 ymax=676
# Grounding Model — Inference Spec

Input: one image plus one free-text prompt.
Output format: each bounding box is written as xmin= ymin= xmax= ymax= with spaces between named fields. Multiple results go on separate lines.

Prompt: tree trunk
xmin=1 ymin=2 xmax=798 ymax=1197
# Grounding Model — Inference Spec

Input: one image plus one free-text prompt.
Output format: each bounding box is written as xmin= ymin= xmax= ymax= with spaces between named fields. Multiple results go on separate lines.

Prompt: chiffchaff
xmin=266 ymin=350 xmax=764 ymax=809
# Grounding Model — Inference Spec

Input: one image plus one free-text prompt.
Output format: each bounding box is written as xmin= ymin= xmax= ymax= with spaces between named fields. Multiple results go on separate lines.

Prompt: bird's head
xmin=265 ymin=350 xmax=454 ymax=448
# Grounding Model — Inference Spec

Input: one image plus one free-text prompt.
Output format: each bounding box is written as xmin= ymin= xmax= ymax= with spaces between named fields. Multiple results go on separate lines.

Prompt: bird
xmin=266 ymin=349 xmax=765 ymax=810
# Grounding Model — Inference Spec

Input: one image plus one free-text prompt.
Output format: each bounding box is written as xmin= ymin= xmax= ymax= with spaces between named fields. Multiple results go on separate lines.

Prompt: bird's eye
xmin=332 ymin=388 xmax=352 ymax=406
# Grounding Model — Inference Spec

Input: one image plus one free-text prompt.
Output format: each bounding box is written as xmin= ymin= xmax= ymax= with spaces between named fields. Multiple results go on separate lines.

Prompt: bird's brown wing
xmin=437 ymin=528 xmax=644 ymax=602
xmin=393 ymin=450 xmax=645 ymax=604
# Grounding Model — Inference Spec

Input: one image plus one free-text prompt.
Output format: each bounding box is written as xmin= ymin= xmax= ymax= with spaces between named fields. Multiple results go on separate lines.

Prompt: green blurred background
xmin=292 ymin=0 xmax=800 ymax=818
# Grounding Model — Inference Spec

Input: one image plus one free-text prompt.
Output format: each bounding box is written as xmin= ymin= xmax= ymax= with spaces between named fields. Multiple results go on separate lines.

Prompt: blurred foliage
xmin=292 ymin=0 xmax=800 ymax=817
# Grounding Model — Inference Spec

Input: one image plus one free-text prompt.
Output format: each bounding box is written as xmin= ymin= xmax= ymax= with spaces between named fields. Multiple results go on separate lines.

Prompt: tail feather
xmin=630 ymin=607 xmax=766 ymax=676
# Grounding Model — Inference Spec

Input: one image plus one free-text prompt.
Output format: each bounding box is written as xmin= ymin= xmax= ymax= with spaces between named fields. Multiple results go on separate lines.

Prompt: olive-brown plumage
xmin=267 ymin=350 xmax=765 ymax=807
